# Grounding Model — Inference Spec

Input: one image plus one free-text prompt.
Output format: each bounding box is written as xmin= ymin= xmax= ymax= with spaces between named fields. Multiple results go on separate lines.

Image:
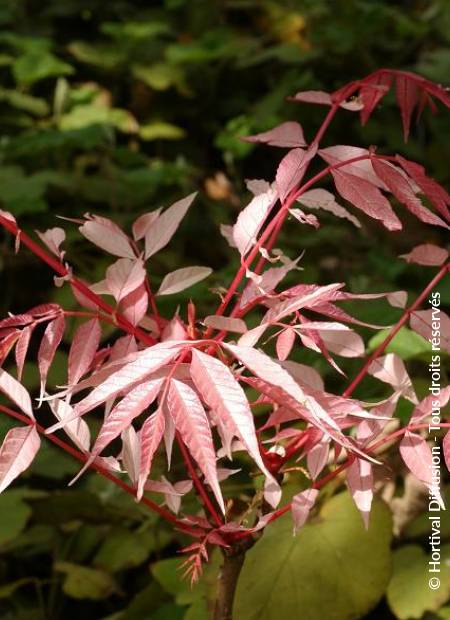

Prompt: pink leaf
xmin=121 ymin=426 xmax=140 ymax=486
xmin=47 ymin=343 xmax=183 ymax=431
xmin=372 ymin=159 xmax=448 ymax=228
xmin=94 ymin=377 xmax=162 ymax=457
xmin=319 ymin=146 xmax=384 ymax=187
xmin=157 ymin=266 xmax=212 ymax=296
xmin=276 ymin=146 xmax=316 ymax=203
xmin=145 ymin=192 xmax=196 ymax=259
xmin=400 ymin=431 xmax=434 ymax=485
xmin=232 ymin=187 xmax=277 ymax=257
xmin=307 ymin=440 xmax=329 ymax=479
xmin=359 ymin=72 xmax=393 ymax=125
xmin=15 ymin=325 xmax=33 ymax=381
xmin=0 ymin=368 xmax=34 ymax=419
xmin=68 ymin=318 xmax=101 ymax=387
xmin=280 ymin=360 xmax=324 ymax=391
xmin=190 ymin=349 xmax=277 ymax=495
xmin=79 ymin=215 xmax=135 ymax=258
xmin=346 ymin=457 xmax=373 ymax=528
xmin=317 ymin=326 xmax=365 ymax=358
xmin=137 ymin=407 xmax=165 ymax=499
xmin=396 ymin=156 xmax=450 ymax=222
xmin=289 ymin=90 xmax=332 ymax=105
xmin=297 ymin=188 xmax=361 ymax=227
xmin=132 ymin=208 xmax=162 ymax=241
xmin=242 ymin=122 xmax=306 ymax=148
xmin=276 ymin=328 xmax=296 ymax=361
xmin=49 ymin=399 xmax=90 ymax=452
xmin=331 ymin=169 xmax=402 ymax=231
xmin=410 ymin=387 xmax=450 ymax=424
xmin=263 ymin=283 xmax=344 ymax=325
xmin=162 ymin=316 xmax=188 ymax=341
xmin=400 ymin=244 xmax=449 ymax=267
xmin=106 ymin=258 xmax=146 ymax=303
xmin=71 ymin=378 xmax=163 ymax=485
xmin=0 ymin=425 xmax=40 ymax=493
xmin=395 ymin=74 xmax=419 ymax=141
xmin=166 ymin=378 xmax=225 ymax=513
xmin=120 ymin=283 xmax=149 ymax=327
xmin=410 ymin=309 xmax=450 ymax=354
xmin=35 ymin=227 xmax=66 ymax=259
xmin=224 ymin=344 xmax=343 ymax=436
xmin=38 ymin=314 xmax=65 ymax=399
xmin=203 ymin=316 xmax=247 ymax=334
xmin=368 ymin=353 xmax=417 ymax=403
xmin=291 ymin=488 xmax=319 ymax=534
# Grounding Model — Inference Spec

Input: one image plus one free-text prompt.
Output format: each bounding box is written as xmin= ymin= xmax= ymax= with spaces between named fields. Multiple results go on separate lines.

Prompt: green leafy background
xmin=0 ymin=0 xmax=449 ymax=618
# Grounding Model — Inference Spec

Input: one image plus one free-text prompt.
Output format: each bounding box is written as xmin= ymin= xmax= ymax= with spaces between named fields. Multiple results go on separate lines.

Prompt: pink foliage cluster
xmin=0 ymin=68 xmax=449 ymax=582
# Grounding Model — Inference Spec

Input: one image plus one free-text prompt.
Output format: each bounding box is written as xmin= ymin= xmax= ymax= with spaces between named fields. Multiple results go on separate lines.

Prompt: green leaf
xmin=368 ymin=326 xmax=431 ymax=360
xmin=132 ymin=63 xmax=189 ymax=95
xmin=55 ymin=562 xmax=118 ymax=600
xmin=0 ymin=490 xmax=31 ymax=545
xmin=59 ymin=104 xmax=138 ymax=133
xmin=13 ymin=51 xmax=73 ymax=85
xmin=234 ymin=491 xmax=393 ymax=620
xmin=387 ymin=545 xmax=450 ymax=619
xmin=0 ymin=88 xmax=49 ymax=116
xmin=139 ymin=122 xmax=186 ymax=141
xmin=93 ymin=528 xmax=152 ymax=572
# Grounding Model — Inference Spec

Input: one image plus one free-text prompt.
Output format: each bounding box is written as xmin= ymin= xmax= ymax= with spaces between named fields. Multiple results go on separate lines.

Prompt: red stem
xmin=0 ymin=216 xmax=157 ymax=346
xmin=0 ymin=404 xmax=199 ymax=536
xmin=176 ymin=433 xmax=223 ymax=528
xmin=343 ymin=261 xmax=450 ymax=398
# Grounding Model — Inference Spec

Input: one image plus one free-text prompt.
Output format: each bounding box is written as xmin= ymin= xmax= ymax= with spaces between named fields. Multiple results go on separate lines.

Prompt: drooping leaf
xmin=232 ymin=187 xmax=277 ymax=257
xmin=346 ymin=457 xmax=373 ymax=528
xmin=395 ymin=74 xmax=419 ymax=141
xmin=137 ymin=407 xmax=165 ymax=499
xmin=47 ymin=342 xmax=183 ymax=429
xmin=49 ymin=399 xmax=90 ymax=452
xmin=166 ymin=378 xmax=225 ymax=513
xmin=399 ymin=431 xmax=435 ymax=486
xmin=368 ymin=353 xmax=417 ymax=403
xmin=331 ymin=168 xmax=402 ymax=231
xmin=276 ymin=146 xmax=316 ymax=203
xmin=190 ymin=349 xmax=275 ymax=489
xmin=0 ymin=425 xmax=40 ymax=493
xmin=372 ymin=159 xmax=448 ymax=228
xmin=38 ymin=314 xmax=65 ymax=398
xmin=291 ymin=488 xmax=318 ymax=534
xmin=0 ymin=368 xmax=34 ymax=419
xmin=68 ymin=318 xmax=101 ymax=387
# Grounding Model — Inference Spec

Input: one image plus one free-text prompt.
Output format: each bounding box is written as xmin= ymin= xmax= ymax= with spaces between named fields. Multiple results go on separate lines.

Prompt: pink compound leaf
xmin=346 ymin=457 xmax=373 ymax=528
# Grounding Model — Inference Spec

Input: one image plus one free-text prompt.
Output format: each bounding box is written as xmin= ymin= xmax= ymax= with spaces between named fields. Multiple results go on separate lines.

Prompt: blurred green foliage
xmin=0 ymin=0 xmax=450 ymax=618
